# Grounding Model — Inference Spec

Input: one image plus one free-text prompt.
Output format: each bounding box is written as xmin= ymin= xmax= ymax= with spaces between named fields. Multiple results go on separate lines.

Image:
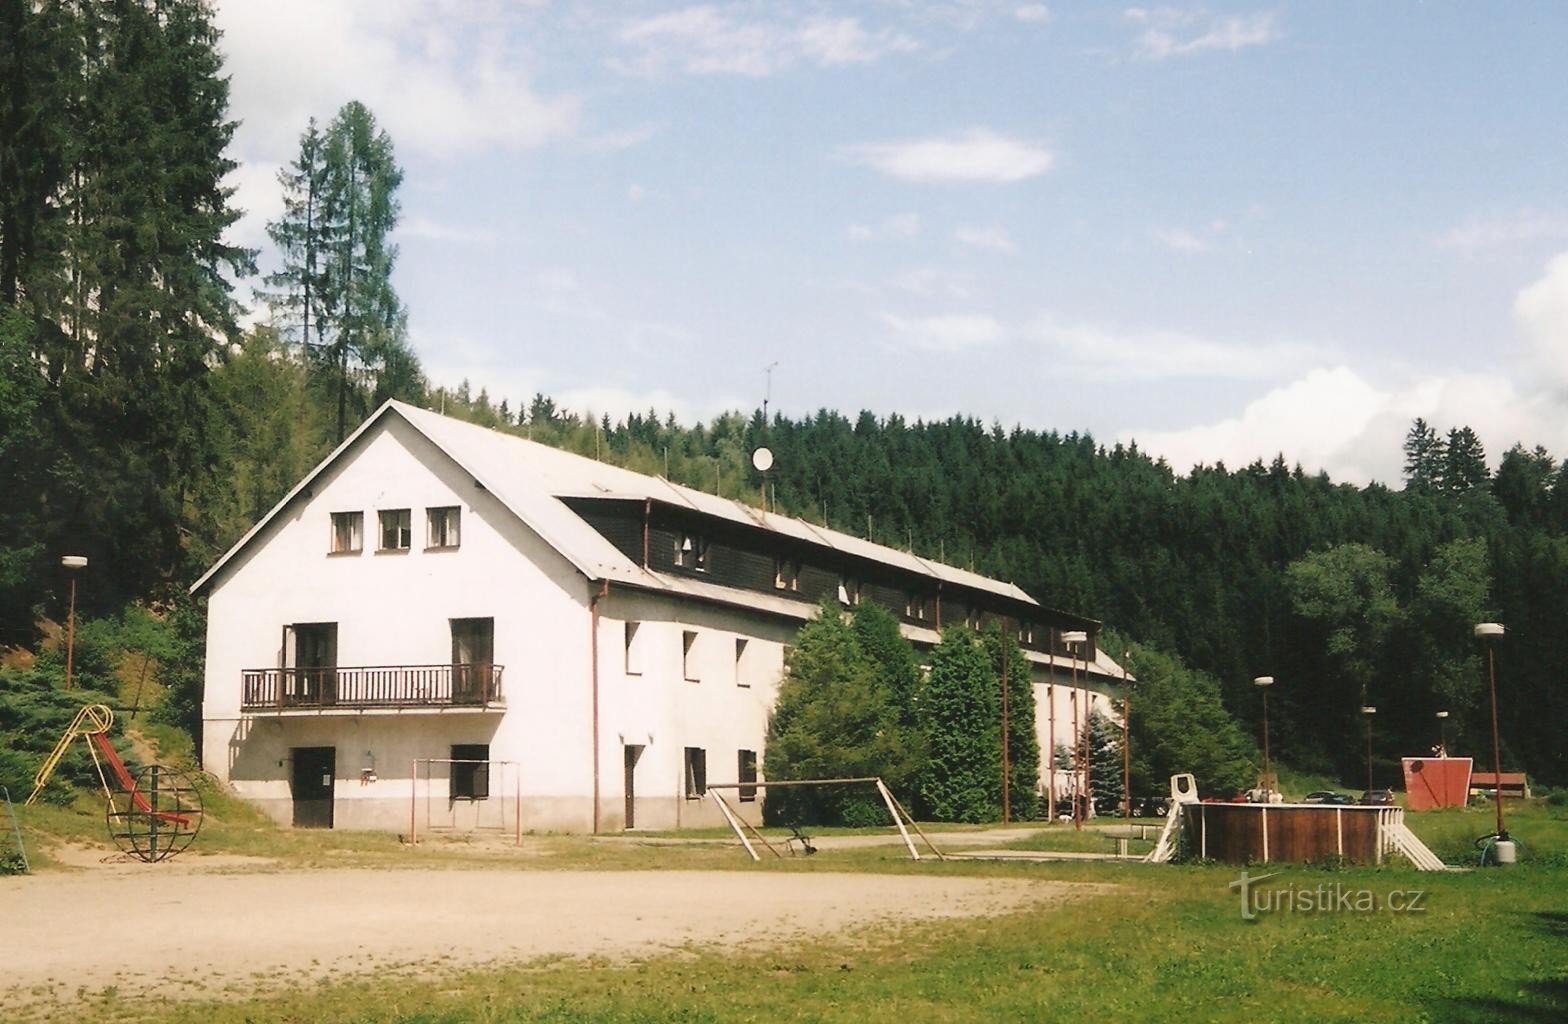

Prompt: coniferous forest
xmin=3 ymin=0 xmax=1566 ymax=800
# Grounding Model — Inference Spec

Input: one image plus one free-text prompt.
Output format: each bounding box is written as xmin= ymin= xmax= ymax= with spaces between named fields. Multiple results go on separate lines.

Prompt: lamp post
xmin=1062 ymin=630 xmax=1088 ymax=829
xmin=60 ymin=555 xmax=88 ymax=690
xmin=1254 ymin=676 xmax=1274 ymax=797
xmin=1361 ymin=705 xmax=1377 ymax=794
xmin=1122 ymin=652 xmax=1133 ymax=820
xmin=1436 ymin=710 xmax=1450 ymax=756
xmin=1474 ymin=623 xmax=1507 ymax=841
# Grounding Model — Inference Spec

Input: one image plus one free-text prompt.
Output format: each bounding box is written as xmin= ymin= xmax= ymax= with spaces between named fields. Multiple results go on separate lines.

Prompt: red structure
xmin=1402 ymin=756 xmax=1472 ymax=811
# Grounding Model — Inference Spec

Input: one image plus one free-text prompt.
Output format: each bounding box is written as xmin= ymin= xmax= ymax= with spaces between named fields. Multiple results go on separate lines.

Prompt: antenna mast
xmin=762 ymin=361 xmax=779 ymax=425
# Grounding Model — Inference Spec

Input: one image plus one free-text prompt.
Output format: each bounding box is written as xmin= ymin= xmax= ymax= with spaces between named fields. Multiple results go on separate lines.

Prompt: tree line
xmin=4 ymin=1 xmax=1565 ymax=797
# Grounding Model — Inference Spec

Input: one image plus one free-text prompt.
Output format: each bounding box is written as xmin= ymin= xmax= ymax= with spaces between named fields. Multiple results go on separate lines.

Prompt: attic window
xmin=330 ymin=511 xmax=363 ymax=554
xmin=774 ymin=558 xmax=799 ymax=592
xmin=427 ymin=506 xmax=461 ymax=549
xmin=675 ymin=534 xmax=709 ymax=572
xmin=1018 ymin=623 xmax=1036 ymax=646
xmin=905 ymin=593 xmax=928 ymax=622
xmin=378 ymin=509 xmax=412 ymax=552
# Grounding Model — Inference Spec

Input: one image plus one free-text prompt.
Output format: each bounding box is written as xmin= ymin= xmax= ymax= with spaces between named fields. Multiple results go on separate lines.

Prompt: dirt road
xmin=7 ymin=863 xmax=1099 ymax=1011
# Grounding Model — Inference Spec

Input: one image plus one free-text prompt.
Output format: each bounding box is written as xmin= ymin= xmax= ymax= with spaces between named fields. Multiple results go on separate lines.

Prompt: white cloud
xmin=797 ymin=16 xmax=920 ymax=66
xmin=613 ymin=7 xmax=917 ymax=78
xmin=555 ymin=385 xmax=739 ymax=426
xmin=1436 ymin=210 xmax=1568 ymax=255
xmin=842 ymin=129 xmax=1055 ymax=184
xmin=396 ymin=216 xmax=499 ymax=244
xmin=848 ymin=212 xmax=922 ymax=241
xmin=889 ymin=268 xmax=976 ymax=299
xmin=213 ymin=1 xmax=580 ymax=161
xmin=1125 ymin=9 xmax=1281 ymax=60
xmin=583 ymin=124 xmax=660 ymax=152
xmin=1150 ymin=226 xmax=1211 ymax=252
xmin=1123 ymin=250 xmax=1568 ymax=484
xmin=531 ymin=269 xmax=607 ymax=321
xmin=1014 ymin=5 xmax=1052 ymax=24
xmin=223 ymin=159 xmax=283 ymax=252
xmin=955 ymin=225 xmax=1017 ymax=252
xmin=1514 ymin=250 xmax=1568 ymax=389
xmin=880 ymin=312 xmax=1003 ymax=352
xmin=1028 ymin=315 xmax=1330 ymax=381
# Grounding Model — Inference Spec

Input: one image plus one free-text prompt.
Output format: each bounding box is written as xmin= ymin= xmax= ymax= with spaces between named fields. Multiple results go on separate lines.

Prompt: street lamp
xmin=1474 ymin=623 xmax=1508 ymax=842
xmin=1062 ymin=630 xmax=1088 ymax=830
xmin=1122 ymin=652 xmax=1134 ymax=820
xmin=60 ymin=555 xmax=88 ymax=690
xmin=1361 ymin=705 xmax=1377 ymax=794
xmin=1254 ymin=676 xmax=1274 ymax=798
xmin=1436 ymin=710 xmax=1450 ymax=756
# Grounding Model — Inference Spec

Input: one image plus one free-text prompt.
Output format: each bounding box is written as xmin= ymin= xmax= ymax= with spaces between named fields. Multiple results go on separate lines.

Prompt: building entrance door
xmin=623 ymin=744 xmax=644 ymax=829
xmin=290 ymin=746 xmax=336 ymax=828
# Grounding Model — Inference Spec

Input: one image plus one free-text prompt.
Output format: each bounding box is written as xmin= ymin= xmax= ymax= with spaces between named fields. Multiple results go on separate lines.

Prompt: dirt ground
xmin=6 ymin=859 xmax=1103 ymax=1013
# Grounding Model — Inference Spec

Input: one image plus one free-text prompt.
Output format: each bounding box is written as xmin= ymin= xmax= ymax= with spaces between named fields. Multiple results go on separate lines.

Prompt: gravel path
xmin=7 ymin=864 xmax=1102 ymax=1012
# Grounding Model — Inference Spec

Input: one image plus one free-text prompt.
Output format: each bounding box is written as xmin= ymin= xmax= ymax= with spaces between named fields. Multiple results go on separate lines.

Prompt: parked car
xmin=1359 ymin=788 xmax=1396 ymax=806
xmin=1304 ymin=790 xmax=1357 ymax=805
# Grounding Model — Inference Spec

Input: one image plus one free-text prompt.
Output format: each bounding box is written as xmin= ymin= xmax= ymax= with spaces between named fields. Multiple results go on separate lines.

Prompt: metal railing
xmin=240 ymin=664 xmax=505 ymax=711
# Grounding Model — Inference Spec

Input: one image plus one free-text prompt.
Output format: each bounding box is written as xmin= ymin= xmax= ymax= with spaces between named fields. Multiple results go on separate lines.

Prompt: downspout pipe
xmin=590 ymin=578 xmax=610 ymax=833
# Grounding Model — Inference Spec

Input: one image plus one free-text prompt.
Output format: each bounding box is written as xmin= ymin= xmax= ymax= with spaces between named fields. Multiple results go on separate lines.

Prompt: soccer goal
xmin=704 ymin=776 xmax=944 ymax=862
xmin=408 ymin=757 xmax=521 ymax=845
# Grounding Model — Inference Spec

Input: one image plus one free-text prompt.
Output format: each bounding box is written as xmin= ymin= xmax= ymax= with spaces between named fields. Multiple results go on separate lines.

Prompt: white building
xmin=193 ymin=400 xmax=1129 ymax=833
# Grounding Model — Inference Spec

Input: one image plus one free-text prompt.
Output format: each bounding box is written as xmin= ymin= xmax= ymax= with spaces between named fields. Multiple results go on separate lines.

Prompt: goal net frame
xmin=703 ymin=776 xmax=944 ymax=862
xmin=409 ymin=757 xmax=522 ymax=846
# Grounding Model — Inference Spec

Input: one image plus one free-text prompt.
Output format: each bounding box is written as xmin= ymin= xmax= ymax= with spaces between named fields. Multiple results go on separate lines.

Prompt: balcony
xmin=240 ymin=664 xmax=505 ymax=712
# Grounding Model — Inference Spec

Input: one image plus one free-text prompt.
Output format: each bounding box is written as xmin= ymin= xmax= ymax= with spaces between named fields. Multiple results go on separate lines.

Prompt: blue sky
xmin=214 ymin=2 xmax=1568 ymax=484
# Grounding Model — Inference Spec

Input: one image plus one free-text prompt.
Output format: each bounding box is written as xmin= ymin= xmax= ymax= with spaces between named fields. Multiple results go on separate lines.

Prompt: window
xmin=1018 ymin=622 xmax=1036 ymax=646
xmin=905 ymin=592 xmax=928 ymax=622
xmin=330 ymin=511 xmax=363 ymax=554
xmin=624 ymin=622 xmax=643 ymax=675
xmin=734 ymin=638 xmax=749 ymax=687
xmin=675 ymin=533 xmax=709 ymax=571
xmin=378 ymin=509 xmax=412 ymax=551
xmin=838 ymin=577 xmax=861 ymax=606
xmin=427 ymin=506 xmax=461 ymax=549
xmin=683 ymin=630 xmax=699 ymax=682
xmin=774 ymin=558 xmax=799 ymax=591
xmin=738 ymin=749 xmax=758 ymax=803
xmin=683 ymin=747 xmax=707 ymax=799
xmin=450 ymin=743 xmax=489 ymax=800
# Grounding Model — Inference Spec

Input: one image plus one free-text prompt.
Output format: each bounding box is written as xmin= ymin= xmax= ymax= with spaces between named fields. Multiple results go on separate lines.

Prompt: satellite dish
xmin=752 ymin=447 xmax=774 ymax=472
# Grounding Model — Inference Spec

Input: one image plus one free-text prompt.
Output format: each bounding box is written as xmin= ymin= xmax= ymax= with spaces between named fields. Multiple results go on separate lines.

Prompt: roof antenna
xmin=762 ymin=361 xmax=779 ymax=426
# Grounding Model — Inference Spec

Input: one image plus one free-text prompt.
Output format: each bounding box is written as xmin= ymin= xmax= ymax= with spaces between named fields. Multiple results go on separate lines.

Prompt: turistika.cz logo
xmin=1227 ymin=870 xmax=1428 ymax=921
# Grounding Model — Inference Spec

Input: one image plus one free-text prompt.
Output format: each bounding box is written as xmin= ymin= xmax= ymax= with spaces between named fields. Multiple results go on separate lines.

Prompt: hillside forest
xmin=2 ymin=1 xmax=1565 ymax=812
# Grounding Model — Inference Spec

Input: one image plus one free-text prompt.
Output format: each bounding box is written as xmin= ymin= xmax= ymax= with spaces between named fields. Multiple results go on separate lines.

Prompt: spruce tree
xmin=1402 ymin=418 xmax=1445 ymax=492
xmin=919 ymin=627 xmax=1001 ymax=823
xmin=261 ymin=118 xmax=329 ymax=353
xmin=319 ymin=100 xmax=410 ymax=440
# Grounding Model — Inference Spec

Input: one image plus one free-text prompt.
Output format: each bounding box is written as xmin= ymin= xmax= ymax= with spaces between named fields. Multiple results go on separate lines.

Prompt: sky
xmin=211 ymin=1 xmax=1568 ymax=486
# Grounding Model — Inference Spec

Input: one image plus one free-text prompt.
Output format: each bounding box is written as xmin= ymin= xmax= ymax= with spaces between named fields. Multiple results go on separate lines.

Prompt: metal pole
xmin=1262 ymin=688 xmax=1270 ymax=793
xmin=1047 ymin=681 xmax=1056 ymax=821
xmin=999 ymin=625 xmax=1011 ymax=825
xmin=1122 ymin=697 xmax=1131 ymax=820
xmin=1365 ymin=713 xmax=1374 ymax=793
xmin=64 ymin=575 xmax=77 ymax=691
xmin=1487 ymin=643 xmax=1505 ymax=837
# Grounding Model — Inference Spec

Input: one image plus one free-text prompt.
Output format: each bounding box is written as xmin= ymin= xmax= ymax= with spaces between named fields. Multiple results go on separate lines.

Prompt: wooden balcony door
xmin=451 ymin=617 xmax=495 ymax=703
xmin=288 ymin=623 xmax=337 ymax=704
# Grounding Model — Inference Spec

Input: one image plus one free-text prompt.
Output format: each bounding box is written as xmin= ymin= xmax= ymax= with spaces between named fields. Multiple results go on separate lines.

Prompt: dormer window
xmin=905 ymin=593 xmax=928 ymax=622
xmin=675 ymin=534 xmax=710 ymax=572
xmin=1018 ymin=622 xmax=1036 ymax=646
xmin=774 ymin=558 xmax=799 ymax=591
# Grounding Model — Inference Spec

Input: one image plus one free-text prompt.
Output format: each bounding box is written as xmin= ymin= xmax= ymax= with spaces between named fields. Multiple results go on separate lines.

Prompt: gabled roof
xmin=190 ymin=400 xmax=1065 ymax=620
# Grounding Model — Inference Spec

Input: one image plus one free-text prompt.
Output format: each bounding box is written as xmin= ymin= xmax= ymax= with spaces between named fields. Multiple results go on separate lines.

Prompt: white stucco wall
xmin=202 ymin=415 xmax=596 ymax=832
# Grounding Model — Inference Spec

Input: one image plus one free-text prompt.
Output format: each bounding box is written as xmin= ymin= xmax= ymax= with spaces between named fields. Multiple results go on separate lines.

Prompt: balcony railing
xmin=241 ymin=664 xmax=505 ymax=712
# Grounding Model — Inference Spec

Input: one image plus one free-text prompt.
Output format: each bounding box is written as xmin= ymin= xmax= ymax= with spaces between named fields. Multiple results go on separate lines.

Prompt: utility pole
xmin=999 ymin=623 xmax=1011 ymax=825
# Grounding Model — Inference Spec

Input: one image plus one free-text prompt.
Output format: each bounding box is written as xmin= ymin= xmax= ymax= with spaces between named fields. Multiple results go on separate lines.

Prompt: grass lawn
xmin=13 ymin=797 xmax=1565 ymax=1023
